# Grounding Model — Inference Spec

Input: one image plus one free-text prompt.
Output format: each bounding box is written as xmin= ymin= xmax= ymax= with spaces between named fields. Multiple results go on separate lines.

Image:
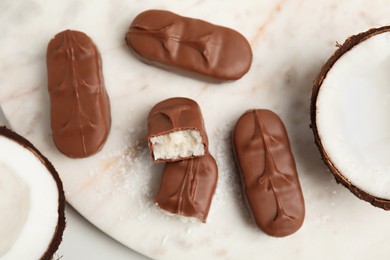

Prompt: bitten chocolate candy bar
xmin=147 ymin=97 xmax=208 ymax=162
xmin=47 ymin=30 xmax=111 ymax=158
xmin=126 ymin=10 xmax=252 ymax=80
xmin=232 ymin=109 xmax=305 ymax=237
xmin=155 ymin=154 xmax=218 ymax=222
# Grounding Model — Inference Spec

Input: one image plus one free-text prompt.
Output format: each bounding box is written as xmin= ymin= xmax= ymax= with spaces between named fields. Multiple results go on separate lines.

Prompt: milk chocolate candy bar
xmin=147 ymin=97 xmax=208 ymax=162
xmin=126 ymin=10 xmax=252 ymax=81
xmin=47 ymin=30 xmax=111 ymax=158
xmin=156 ymin=154 xmax=218 ymax=222
xmin=232 ymin=109 xmax=305 ymax=237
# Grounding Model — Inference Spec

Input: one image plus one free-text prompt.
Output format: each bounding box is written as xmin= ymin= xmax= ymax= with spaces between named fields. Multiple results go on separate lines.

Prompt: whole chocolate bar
xmin=47 ymin=30 xmax=111 ymax=158
xmin=156 ymin=154 xmax=218 ymax=222
xmin=232 ymin=109 xmax=305 ymax=237
xmin=126 ymin=10 xmax=252 ymax=80
xmin=147 ymin=97 xmax=208 ymax=162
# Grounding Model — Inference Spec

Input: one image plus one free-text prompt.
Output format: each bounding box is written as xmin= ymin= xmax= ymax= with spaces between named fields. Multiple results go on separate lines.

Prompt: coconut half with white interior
xmin=311 ymin=26 xmax=390 ymax=209
xmin=0 ymin=126 xmax=65 ymax=259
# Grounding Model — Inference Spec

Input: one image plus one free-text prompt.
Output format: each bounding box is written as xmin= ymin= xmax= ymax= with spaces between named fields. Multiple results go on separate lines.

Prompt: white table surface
xmin=57 ymin=204 xmax=149 ymax=260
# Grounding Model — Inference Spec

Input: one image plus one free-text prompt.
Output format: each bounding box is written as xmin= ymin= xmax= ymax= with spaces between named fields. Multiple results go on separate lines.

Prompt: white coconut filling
xmin=150 ymin=130 xmax=205 ymax=160
xmin=317 ymin=31 xmax=390 ymax=199
xmin=0 ymin=136 xmax=59 ymax=259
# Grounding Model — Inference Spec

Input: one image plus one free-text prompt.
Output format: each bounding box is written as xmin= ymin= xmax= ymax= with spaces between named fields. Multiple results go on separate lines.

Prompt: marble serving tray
xmin=1 ymin=0 xmax=390 ymax=259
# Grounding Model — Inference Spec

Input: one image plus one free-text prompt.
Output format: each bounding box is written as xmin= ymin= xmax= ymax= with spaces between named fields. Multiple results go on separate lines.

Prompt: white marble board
xmin=1 ymin=0 xmax=390 ymax=259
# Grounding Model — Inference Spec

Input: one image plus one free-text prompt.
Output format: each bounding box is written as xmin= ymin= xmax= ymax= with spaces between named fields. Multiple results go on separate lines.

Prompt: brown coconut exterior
xmin=0 ymin=126 xmax=66 ymax=259
xmin=310 ymin=26 xmax=390 ymax=210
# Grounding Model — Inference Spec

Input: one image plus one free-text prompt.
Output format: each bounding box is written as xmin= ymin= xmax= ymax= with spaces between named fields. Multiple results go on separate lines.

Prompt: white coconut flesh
xmin=150 ymin=130 xmax=205 ymax=160
xmin=0 ymin=135 xmax=60 ymax=259
xmin=316 ymin=31 xmax=390 ymax=199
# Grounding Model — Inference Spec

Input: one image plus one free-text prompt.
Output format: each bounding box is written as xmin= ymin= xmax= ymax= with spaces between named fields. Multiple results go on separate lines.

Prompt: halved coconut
xmin=311 ymin=26 xmax=390 ymax=209
xmin=0 ymin=126 xmax=65 ymax=259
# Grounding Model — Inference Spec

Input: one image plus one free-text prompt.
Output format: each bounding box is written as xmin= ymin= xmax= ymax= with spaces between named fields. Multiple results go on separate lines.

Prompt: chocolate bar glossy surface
xmin=47 ymin=30 xmax=111 ymax=158
xmin=147 ymin=97 xmax=208 ymax=162
xmin=155 ymin=154 xmax=218 ymax=222
xmin=126 ymin=10 xmax=252 ymax=80
xmin=233 ymin=109 xmax=305 ymax=237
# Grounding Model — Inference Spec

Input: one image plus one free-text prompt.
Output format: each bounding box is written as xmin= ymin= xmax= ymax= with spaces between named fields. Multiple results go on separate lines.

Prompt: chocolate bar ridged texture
xmin=126 ymin=10 xmax=252 ymax=80
xmin=155 ymin=154 xmax=218 ymax=222
xmin=147 ymin=97 xmax=208 ymax=162
xmin=47 ymin=30 xmax=111 ymax=158
xmin=232 ymin=109 xmax=305 ymax=237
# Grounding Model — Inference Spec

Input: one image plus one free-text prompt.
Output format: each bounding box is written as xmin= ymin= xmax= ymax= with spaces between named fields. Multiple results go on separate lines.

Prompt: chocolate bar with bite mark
xmin=156 ymin=154 xmax=218 ymax=222
xmin=147 ymin=97 xmax=208 ymax=162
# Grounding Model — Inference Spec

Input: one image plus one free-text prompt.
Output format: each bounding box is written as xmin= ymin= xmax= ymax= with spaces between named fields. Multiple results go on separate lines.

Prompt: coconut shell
xmin=0 ymin=126 xmax=66 ymax=259
xmin=310 ymin=26 xmax=390 ymax=210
